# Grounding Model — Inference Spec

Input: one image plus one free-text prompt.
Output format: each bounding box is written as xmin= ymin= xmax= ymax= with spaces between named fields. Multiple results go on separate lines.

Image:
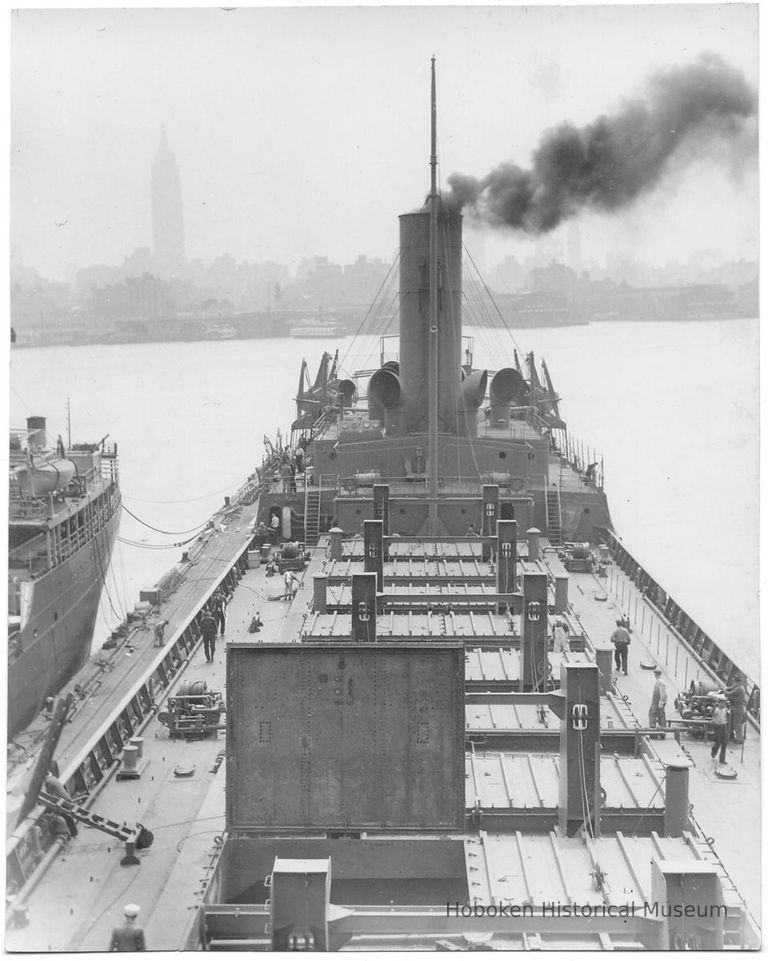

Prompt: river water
xmin=9 ymin=317 xmax=759 ymax=677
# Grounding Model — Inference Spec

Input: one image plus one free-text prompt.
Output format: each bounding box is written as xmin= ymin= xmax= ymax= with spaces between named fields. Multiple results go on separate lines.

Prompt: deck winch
xmin=674 ymin=679 xmax=725 ymax=734
xmin=560 ymin=542 xmax=597 ymax=573
xmin=158 ymin=680 xmax=225 ymax=740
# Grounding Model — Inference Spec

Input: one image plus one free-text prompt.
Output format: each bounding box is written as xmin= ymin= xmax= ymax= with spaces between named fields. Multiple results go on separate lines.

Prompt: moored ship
xmin=8 ymin=417 xmax=121 ymax=739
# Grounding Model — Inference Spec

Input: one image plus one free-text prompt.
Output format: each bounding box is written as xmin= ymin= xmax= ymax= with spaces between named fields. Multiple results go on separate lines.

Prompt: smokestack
xmin=446 ymin=54 xmax=756 ymax=234
xmin=398 ymin=202 xmax=462 ymax=434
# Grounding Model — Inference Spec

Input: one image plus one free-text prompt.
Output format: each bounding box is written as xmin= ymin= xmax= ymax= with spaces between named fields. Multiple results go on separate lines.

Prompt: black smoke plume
xmin=446 ymin=54 xmax=756 ymax=234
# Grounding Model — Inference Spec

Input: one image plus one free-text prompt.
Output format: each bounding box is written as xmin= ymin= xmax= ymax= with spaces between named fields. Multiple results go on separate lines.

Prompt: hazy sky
xmin=10 ymin=4 xmax=758 ymax=281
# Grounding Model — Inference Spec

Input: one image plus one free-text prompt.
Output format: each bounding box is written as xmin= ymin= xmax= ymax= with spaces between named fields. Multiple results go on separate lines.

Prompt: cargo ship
xmin=8 ymin=417 xmax=121 ymax=739
xmin=5 ymin=62 xmax=759 ymax=951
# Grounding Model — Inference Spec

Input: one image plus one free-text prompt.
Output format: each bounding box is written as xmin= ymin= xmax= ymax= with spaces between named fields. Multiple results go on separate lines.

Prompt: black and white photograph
xmin=7 ymin=2 xmax=759 ymax=951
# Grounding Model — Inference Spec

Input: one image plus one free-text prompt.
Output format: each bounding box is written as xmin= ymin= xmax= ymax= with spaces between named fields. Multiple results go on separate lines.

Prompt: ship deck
xmin=7 ymin=532 xmax=760 ymax=951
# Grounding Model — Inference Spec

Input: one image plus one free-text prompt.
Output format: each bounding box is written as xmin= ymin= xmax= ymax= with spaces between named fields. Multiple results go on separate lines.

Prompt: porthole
xmin=499 ymin=451 xmax=507 ymax=460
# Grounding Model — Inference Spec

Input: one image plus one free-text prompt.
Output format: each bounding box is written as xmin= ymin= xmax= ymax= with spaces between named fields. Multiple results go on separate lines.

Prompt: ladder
xmin=304 ymin=488 xmax=322 ymax=547
xmin=544 ymin=483 xmax=563 ymax=546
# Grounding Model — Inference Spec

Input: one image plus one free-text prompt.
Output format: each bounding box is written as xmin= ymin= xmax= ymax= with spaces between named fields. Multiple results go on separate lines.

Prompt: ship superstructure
xmin=8 ymin=416 xmax=121 ymax=738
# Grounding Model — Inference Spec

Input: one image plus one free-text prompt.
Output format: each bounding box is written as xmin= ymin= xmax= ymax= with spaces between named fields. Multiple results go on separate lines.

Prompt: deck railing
xmin=554 ymin=427 xmax=604 ymax=491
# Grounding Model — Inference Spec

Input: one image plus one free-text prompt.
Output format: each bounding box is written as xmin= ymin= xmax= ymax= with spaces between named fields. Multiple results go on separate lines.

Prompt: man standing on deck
xmin=211 ymin=589 xmax=228 ymax=636
xmin=200 ymin=608 xmax=218 ymax=662
xmin=270 ymin=511 xmax=280 ymax=544
xmin=153 ymin=619 xmax=167 ymax=648
xmin=610 ymin=619 xmax=631 ymax=674
xmin=281 ymin=461 xmax=291 ymax=493
xmin=724 ymin=674 xmax=747 ymax=742
xmin=649 ymin=667 xmax=667 ymax=734
xmin=109 ymin=904 xmax=146 ymax=951
xmin=710 ymin=694 xmax=730 ymax=766
xmin=553 ymin=620 xmax=570 ymax=654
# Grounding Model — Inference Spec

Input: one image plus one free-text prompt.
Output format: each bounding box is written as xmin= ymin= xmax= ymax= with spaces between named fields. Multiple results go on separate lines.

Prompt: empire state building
xmin=151 ymin=126 xmax=185 ymax=273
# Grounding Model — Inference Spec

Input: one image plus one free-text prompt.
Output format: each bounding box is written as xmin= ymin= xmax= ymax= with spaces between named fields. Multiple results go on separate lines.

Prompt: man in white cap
xmin=649 ymin=667 xmax=667 ymax=734
xmin=109 ymin=903 xmax=146 ymax=951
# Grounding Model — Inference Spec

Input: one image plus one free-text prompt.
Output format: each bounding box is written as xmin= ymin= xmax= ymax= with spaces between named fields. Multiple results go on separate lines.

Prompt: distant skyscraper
xmin=151 ymin=126 xmax=185 ymax=273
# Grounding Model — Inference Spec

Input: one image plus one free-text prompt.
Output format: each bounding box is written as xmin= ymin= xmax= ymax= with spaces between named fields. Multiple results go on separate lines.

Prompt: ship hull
xmin=7 ymin=499 xmax=121 ymax=739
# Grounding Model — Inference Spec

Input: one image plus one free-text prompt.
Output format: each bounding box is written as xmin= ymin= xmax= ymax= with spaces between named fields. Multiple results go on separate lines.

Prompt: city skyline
xmin=11 ymin=6 xmax=758 ymax=282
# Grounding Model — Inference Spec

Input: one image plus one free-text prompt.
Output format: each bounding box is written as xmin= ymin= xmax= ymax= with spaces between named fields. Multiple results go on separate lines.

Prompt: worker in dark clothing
xmin=153 ymin=620 xmax=167 ymax=648
xmin=210 ymin=590 xmax=227 ymax=636
xmin=724 ymin=674 xmax=747 ymax=742
xmin=44 ymin=773 xmax=78 ymax=837
xmin=281 ymin=462 xmax=291 ymax=493
xmin=649 ymin=667 xmax=667 ymax=734
xmin=44 ymin=812 xmax=71 ymax=842
xmin=200 ymin=609 xmax=218 ymax=662
xmin=610 ymin=620 xmax=631 ymax=674
xmin=710 ymin=694 xmax=730 ymax=765
xmin=110 ymin=904 xmax=146 ymax=951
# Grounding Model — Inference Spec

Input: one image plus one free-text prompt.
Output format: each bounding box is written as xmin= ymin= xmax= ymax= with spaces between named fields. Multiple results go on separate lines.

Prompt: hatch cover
xmin=226 ymin=642 xmax=465 ymax=832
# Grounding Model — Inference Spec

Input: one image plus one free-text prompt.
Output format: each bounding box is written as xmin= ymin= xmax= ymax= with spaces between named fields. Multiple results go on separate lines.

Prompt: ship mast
xmin=427 ymin=56 xmax=439 ymax=534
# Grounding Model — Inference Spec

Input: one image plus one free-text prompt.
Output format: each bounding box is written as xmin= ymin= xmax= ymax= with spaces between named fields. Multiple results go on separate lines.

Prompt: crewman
xmin=270 ymin=511 xmax=280 ymax=544
xmin=284 ymin=570 xmax=300 ymax=598
xmin=109 ymin=904 xmax=146 ymax=952
xmin=724 ymin=674 xmax=747 ymax=742
xmin=709 ymin=694 xmax=730 ymax=766
xmin=211 ymin=589 xmax=228 ymax=636
xmin=281 ymin=462 xmax=292 ymax=493
xmin=153 ymin=619 xmax=167 ymax=648
xmin=553 ymin=620 xmax=570 ymax=655
xmin=255 ymin=520 xmax=269 ymax=548
xmin=43 ymin=773 xmax=79 ymax=837
xmin=649 ymin=667 xmax=667 ymax=734
xmin=610 ymin=619 xmax=631 ymax=675
xmin=200 ymin=608 xmax=218 ymax=663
